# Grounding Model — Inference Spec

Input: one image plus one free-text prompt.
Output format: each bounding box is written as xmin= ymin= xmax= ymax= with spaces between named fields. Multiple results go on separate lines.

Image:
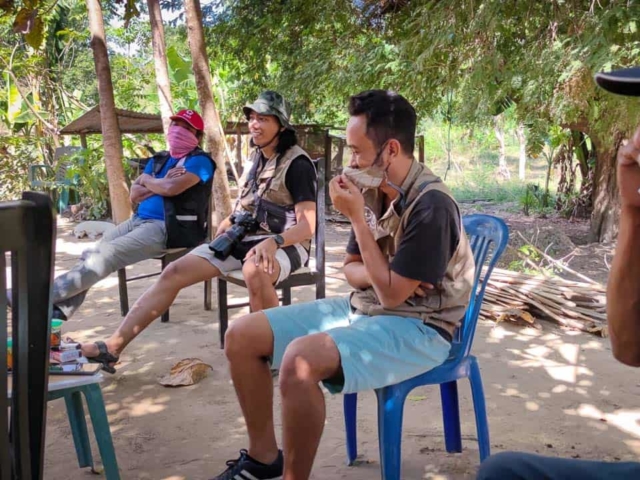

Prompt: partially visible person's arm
xmin=607 ymin=127 xmax=640 ymax=366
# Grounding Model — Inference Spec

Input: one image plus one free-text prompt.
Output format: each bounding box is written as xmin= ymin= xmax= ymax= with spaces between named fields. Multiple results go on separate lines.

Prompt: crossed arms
xmin=130 ymin=166 xmax=200 ymax=203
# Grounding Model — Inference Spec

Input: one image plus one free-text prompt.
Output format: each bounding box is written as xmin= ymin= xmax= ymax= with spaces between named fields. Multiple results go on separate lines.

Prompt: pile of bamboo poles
xmin=480 ymin=267 xmax=607 ymax=337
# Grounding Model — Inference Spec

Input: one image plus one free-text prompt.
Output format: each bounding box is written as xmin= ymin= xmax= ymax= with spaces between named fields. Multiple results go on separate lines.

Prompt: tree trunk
xmin=86 ymin=0 xmax=132 ymax=223
xmin=516 ymin=123 xmax=526 ymax=181
xmin=184 ymin=0 xmax=232 ymax=222
xmin=493 ymin=114 xmax=510 ymax=179
xmin=571 ymin=130 xmax=591 ymax=186
xmin=147 ymin=0 xmax=173 ymax=137
xmin=589 ymin=132 xmax=624 ymax=243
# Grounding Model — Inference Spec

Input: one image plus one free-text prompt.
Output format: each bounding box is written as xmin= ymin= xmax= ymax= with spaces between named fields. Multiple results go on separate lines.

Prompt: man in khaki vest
xmin=78 ymin=91 xmax=317 ymax=373
xmin=211 ymin=90 xmax=475 ymax=480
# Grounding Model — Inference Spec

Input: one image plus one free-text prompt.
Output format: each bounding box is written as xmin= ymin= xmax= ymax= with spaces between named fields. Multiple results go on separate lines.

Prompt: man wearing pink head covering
xmin=41 ymin=109 xmax=215 ymax=331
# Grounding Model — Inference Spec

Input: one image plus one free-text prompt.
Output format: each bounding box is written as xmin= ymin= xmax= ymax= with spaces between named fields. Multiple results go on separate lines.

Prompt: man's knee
xmin=477 ymin=451 xmax=530 ymax=480
xmin=224 ymin=312 xmax=273 ymax=361
xmin=242 ymin=261 xmax=272 ymax=289
xmin=279 ymin=335 xmax=337 ymax=394
xmin=159 ymin=261 xmax=185 ymax=285
xmin=159 ymin=258 xmax=202 ymax=288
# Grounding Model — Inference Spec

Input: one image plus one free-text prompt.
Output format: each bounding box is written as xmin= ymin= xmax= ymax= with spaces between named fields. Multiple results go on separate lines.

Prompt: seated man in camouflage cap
xmin=80 ymin=91 xmax=318 ymax=373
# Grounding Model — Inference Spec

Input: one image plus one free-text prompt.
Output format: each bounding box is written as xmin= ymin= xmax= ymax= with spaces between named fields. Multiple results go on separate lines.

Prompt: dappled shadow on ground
xmin=38 ymin=218 xmax=637 ymax=480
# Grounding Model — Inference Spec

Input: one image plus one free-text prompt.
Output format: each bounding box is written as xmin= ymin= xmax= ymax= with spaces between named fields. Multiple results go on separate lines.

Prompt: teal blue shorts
xmin=264 ymin=296 xmax=452 ymax=394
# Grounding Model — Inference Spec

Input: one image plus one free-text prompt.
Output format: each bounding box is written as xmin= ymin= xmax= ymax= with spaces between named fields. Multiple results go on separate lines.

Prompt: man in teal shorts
xmin=210 ymin=90 xmax=476 ymax=480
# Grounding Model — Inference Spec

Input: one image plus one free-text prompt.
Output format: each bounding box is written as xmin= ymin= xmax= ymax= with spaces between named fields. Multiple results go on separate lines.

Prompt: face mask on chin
xmin=342 ymin=165 xmax=385 ymax=189
xmin=342 ymin=141 xmax=405 ymax=196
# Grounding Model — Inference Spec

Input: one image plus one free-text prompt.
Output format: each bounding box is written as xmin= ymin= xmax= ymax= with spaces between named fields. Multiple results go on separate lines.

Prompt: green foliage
xmin=65 ymin=147 xmax=111 ymax=219
xmin=0 ymin=135 xmax=40 ymax=200
xmin=508 ymin=244 xmax=555 ymax=276
xmin=519 ymin=183 xmax=556 ymax=217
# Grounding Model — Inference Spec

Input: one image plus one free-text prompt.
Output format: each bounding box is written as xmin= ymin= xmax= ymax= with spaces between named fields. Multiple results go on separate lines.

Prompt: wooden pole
xmin=86 ymin=0 xmax=132 ymax=224
xmin=184 ymin=0 xmax=232 ymax=222
xmin=147 ymin=0 xmax=173 ymax=137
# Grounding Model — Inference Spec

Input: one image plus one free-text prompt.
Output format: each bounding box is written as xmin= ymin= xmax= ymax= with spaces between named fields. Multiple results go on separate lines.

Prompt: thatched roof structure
xmin=60 ymin=105 xmax=331 ymax=137
xmin=60 ymin=106 xmax=163 ymax=135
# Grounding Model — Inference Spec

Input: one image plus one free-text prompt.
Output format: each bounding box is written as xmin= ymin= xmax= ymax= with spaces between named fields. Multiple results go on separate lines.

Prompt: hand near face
xmin=329 ymin=175 xmax=365 ymax=221
xmin=617 ymin=127 xmax=640 ymax=209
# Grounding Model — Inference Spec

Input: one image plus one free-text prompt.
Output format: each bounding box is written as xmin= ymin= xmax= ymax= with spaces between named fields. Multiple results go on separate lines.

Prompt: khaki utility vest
xmin=350 ymin=160 xmax=475 ymax=337
xmin=237 ymin=145 xmax=313 ymax=248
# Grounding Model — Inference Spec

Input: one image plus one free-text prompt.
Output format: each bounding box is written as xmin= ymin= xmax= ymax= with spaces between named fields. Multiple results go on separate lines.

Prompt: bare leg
xmin=224 ymin=312 xmax=279 ymax=464
xmin=279 ymin=333 xmax=342 ymax=480
xmin=242 ymin=261 xmax=280 ymax=312
xmin=82 ymin=255 xmax=220 ymax=358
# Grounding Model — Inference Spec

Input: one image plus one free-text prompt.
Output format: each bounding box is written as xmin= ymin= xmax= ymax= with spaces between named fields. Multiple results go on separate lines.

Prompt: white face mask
xmin=342 ymin=164 xmax=406 ymax=200
xmin=342 ymin=165 xmax=385 ymax=189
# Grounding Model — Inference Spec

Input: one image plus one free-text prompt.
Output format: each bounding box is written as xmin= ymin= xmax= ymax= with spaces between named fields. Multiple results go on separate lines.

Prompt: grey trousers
xmin=52 ymin=216 xmax=167 ymax=319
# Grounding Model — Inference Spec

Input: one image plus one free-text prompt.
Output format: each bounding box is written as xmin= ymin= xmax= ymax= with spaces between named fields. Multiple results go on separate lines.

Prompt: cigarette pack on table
xmin=50 ymin=349 xmax=82 ymax=364
xmin=58 ymin=341 xmax=81 ymax=351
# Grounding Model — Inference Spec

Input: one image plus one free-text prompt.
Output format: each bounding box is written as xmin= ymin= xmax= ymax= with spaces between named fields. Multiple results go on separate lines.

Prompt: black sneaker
xmin=210 ymin=449 xmax=283 ymax=480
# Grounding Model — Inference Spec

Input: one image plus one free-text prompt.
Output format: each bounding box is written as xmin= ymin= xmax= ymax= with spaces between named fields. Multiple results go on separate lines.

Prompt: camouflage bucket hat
xmin=243 ymin=90 xmax=294 ymax=130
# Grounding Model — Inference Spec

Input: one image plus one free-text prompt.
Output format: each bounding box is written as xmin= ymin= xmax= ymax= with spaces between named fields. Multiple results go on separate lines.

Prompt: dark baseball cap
xmin=595 ymin=67 xmax=640 ymax=97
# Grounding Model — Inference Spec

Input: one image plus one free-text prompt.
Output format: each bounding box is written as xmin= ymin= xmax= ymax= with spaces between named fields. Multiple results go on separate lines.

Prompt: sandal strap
xmin=94 ymin=341 xmax=119 ymax=363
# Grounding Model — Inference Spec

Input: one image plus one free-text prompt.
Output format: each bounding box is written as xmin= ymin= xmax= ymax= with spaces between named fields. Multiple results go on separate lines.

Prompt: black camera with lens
xmin=208 ymin=211 xmax=260 ymax=260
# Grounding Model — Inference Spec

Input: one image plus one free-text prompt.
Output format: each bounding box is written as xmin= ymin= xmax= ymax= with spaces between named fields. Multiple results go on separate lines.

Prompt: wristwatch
xmin=273 ymin=234 xmax=285 ymax=248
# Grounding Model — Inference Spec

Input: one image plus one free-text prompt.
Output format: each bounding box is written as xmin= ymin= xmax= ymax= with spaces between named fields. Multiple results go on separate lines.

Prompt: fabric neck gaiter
xmin=168 ymin=125 xmax=199 ymax=159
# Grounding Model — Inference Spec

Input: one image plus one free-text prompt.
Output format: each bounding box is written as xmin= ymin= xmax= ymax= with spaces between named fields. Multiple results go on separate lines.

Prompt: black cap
xmin=595 ymin=67 xmax=640 ymax=97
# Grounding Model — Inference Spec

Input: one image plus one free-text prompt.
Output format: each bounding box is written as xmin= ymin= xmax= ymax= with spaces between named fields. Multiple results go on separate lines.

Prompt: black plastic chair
xmin=1 ymin=192 xmax=56 ymax=480
xmin=217 ymin=157 xmax=327 ymax=348
xmin=117 ymin=196 xmax=214 ymax=323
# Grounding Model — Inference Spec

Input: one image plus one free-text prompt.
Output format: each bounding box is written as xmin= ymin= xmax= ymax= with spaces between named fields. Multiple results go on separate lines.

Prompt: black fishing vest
xmin=151 ymin=147 xmax=216 ymax=249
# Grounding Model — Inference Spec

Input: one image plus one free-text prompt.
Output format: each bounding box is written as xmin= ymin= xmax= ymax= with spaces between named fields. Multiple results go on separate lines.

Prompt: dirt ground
xmin=39 ymin=212 xmax=639 ymax=480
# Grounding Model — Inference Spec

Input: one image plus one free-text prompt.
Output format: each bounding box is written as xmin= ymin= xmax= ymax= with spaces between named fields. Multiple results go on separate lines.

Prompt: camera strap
xmin=251 ymin=151 xmax=281 ymax=212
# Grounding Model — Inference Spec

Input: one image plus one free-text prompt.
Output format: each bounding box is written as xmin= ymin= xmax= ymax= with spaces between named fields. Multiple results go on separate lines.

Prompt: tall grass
xmin=419 ymin=120 xmax=560 ymax=205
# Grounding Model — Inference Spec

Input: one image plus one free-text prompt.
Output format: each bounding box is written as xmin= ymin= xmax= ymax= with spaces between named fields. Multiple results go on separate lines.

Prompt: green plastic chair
xmin=47 ymin=374 xmax=120 ymax=479
xmin=28 ymin=146 xmax=82 ymax=213
xmin=8 ymin=373 xmax=120 ymax=479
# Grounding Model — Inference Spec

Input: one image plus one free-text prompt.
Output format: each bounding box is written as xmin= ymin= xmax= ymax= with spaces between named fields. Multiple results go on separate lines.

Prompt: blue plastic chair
xmin=343 ymin=214 xmax=509 ymax=480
